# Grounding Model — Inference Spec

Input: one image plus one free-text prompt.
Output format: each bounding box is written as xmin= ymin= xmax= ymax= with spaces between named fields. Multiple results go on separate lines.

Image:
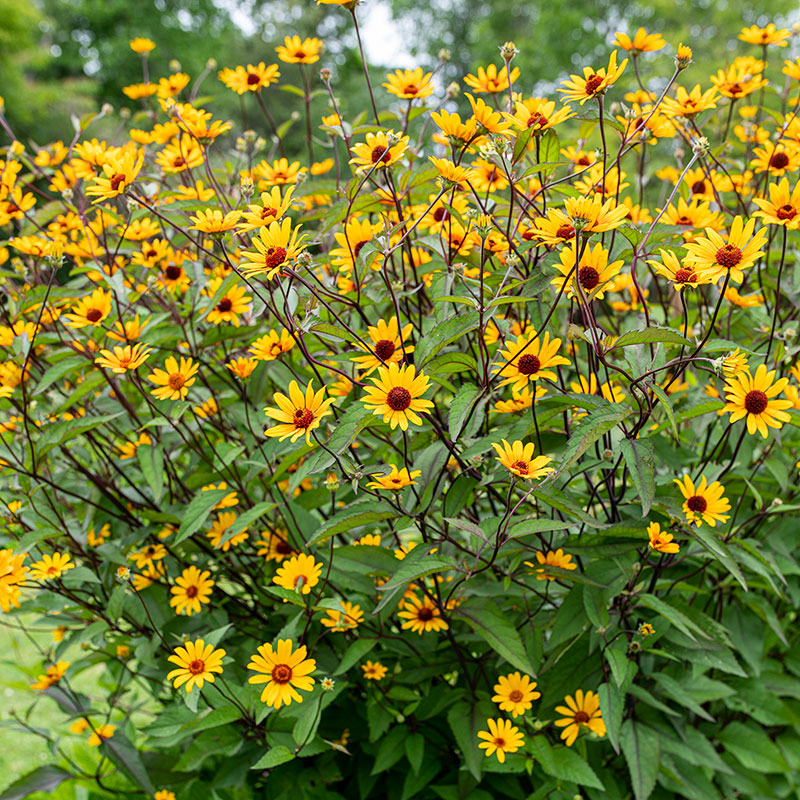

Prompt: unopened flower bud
xmin=320 ymin=67 xmax=332 ymax=82
xmin=691 ymin=136 xmax=710 ymax=157
xmin=438 ymin=48 xmax=451 ymax=62
xmin=324 ymin=472 xmax=340 ymax=491
xmin=206 ymin=58 xmax=217 ymax=70
xmin=169 ymin=59 xmax=181 ymax=73
xmin=446 ymin=81 xmax=460 ymax=99
xmin=240 ymin=175 xmax=254 ymax=197
xmin=675 ymin=43 xmax=693 ymax=70
xmin=101 ymin=103 xmax=114 ymax=117
xmin=499 ymin=41 xmax=519 ymax=61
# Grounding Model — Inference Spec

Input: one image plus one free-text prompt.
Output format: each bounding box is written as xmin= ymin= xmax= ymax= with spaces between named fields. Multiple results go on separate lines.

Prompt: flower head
xmin=361 ymin=363 xmax=433 ymax=430
xmin=559 ymin=51 xmax=628 ymax=104
xmin=398 ymin=592 xmax=449 ymax=634
xmin=361 ymin=660 xmax=387 ymax=680
xmin=674 ymin=474 xmax=731 ymax=527
xmin=167 ymin=638 xmax=225 ymax=693
xmin=264 ymin=380 xmax=335 ymax=445
xmin=492 ymin=439 xmax=553 ymax=480
xmin=525 ymin=549 xmax=577 ymax=580
xmin=350 ymin=131 xmax=410 ymax=172
xmin=723 ymin=364 xmax=792 ymax=438
xmin=148 ymin=356 xmax=199 ymax=401
xmin=95 ymin=343 xmax=152 ymax=373
xmin=383 ymin=68 xmax=434 ymax=100
xmin=682 ymin=216 xmax=767 ymax=285
xmin=366 ymin=465 xmax=421 ymax=490
xmin=493 ymin=331 xmax=569 ymax=391
xmin=477 ymin=718 xmax=524 ymax=763
xmin=273 ymin=553 xmax=322 ymax=595
xmin=247 ymin=639 xmax=316 ymax=708
xmin=29 ymin=552 xmax=74 ymax=581
xmin=239 ymin=218 xmax=307 ymax=279
xmin=647 ymin=522 xmax=679 ymax=553
xmin=170 ymin=566 xmax=214 ymax=615
xmin=492 ymin=672 xmax=540 ymax=717
xmin=554 ymin=689 xmax=606 ymax=746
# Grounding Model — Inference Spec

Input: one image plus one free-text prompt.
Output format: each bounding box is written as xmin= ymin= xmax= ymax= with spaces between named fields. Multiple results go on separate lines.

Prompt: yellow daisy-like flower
xmin=559 ymin=51 xmax=628 ymax=104
xmin=273 ymin=553 xmax=322 ymax=595
xmin=226 ymin=357 xmax=258 ymax=379
xmin=430 ymin=108 xmax=477 ymax=147
xmin=661 ymin=84 xmax=719 ymax=117
xmin=493 ymin=385 xmax=546 ymax=414
xmin=129 ymin=37 xmax=156 ymax=54
xmin=94 ymin=343 xmax=152 ymax=373
xmin=639 ymin=622 xmax=655 ymax=636
xmin=398 ymin=592 xmax=449 ymax=634
xmin=492 ymin=439 xmax=553 ymax=481
xmin=613 ymin=28 xmax=665 ymax=53
xmin=122 ymin=82 xmax=158 ymax=100
xmin=366 ymin=465 xmax=421 ymax=490
xmin=88 ymin=725 xmax=115 ymax=746
xmin=554 ymin=690 xmax=606 ymax=746
xmin=249 ymin=329 xmax=295 ymax=361
xmin=493 ymin=331 xmax=569 ymax=391
xmin=723 ymin=364 xmax=792 ymax=438
xmin=320 ymin=601 xmax=364 ymax=631
xmin=355 ymin=533 xmax=382 ymax=546
xmin=504 ymin=98 xmax=575 ymax=141
xmin=170 ymin=566 xmax=214 ymax=616
xmin=275 ymin=36 xmax=322 ymax=64
xmin=218 ymin=62 xmax=280 ymax=94
xmin=465 ymin=93 xmax=513 ymax=136
xmin=263 ymin=380 xmax=335 ymax=445
xmin=29 ymin=552 xmax=75 ymax=581
xmin=383 ymin=67 xmax=434 ymax=100
xmin=361 ymin=660 xmax=387 ymax=680
xmin=349 ymin=131 xmax=410 ymax=172
xmin=238 ymin=186 xmax=295 ymax=232
xmin=525 ymin=549 xmax=577 ymax=581
xmin=720 ymin=349 xmax=749 ymax=378
xmin=674 ymin=474 xmax=731 ymax=527
xmin=351 ymin=317 xmax=414 ymax=375
xmin=564 ymin=194 xmax=629 ymax=234
xmin=206 ymin=511 xmax=249 ymax=551
xmin=428 ymin=157 xmax=476 ymax=188
xmin=155 ymin=791 xmax=176 ymax=800
xmin=329 ymin=217 xmax=383 ymax=272
xmin=128 ymin=543 xmax=167 ymax=569
xmin=166 ymin=638 xmax=225 ymax=693
xmin=30 ymin=661 xmax=70 ymax=691
xmin=85 ymin=150 xmax=144 ymax=202
xmin=647 ymin=249 xmax=712 ymax=291
xmin=739 ymin=24 xmax=790 ymax=47
xmin=255 ymin=530 xmax=296 ymax=562
xmin=477 ymin=718 xmax=525 ymax=763
xmin=751 ymin=143 xmax=800 ymax=177
xmin=682 ymin=216 xmax=767 ymax=285
xmin=753 ymin=177 xmax=800 ymax=227
xmin=190 ymin=208 xmax=241 ymax=234
xmin=360 ymin=363 xmax=433 ymax=430
xmin=64 ymin=288 xmax=112 ymax=329
xmin=147 ymin=356 xmax=199 ymax=401
xmin=239 ymin=218 xmax=307 ymax=279
xmin=492 ymin=672 xmax=541 ymax=718
xmin=647 ymin=522 xmax=679 ymax=553
xmin=254 ymin=157 xmax=305 ymax=186
xmin=464 ymin=64 xmax=519 ymax=94
xmin=117 ymin=432 xmax=152 ymax=461
xmin=552 ymin=241 xmax=624 ymax=300
xmin=205 ymin=282 xmax=251 ymax=327
xmin=248 ymin=639 xmax=316 ymax=709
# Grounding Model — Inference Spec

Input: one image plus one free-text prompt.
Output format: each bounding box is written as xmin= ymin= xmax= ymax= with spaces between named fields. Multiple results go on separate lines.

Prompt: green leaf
xmin=528 ymin=486 xmax=609 ymax=528
xmin=551 ymin=402 xmax=632 ymax=478
xmin=620 ymin=438 xmax=655 ymax=517
xmin=416 ymin=312 xmax=480 ymax=366
xmin=506 ymin=518 xmax=574 ymax=539
xmin=454 ymin=597 xmax=536 ymax=674
xmin=690 ymin=527 xmax=748 ymax=591
xmin=613 ymin=327 xmax=691 ymax=348
xmin=448 ymin=383 xmax=481 ymax=441
xmin=598 ymin=682 xmax=623 ymax=754
xmin=621 ymin=720 xmax=660 ymax=800
xmin=250 ymin=745 xmax=295 ymax=769
xmin=651 ymin=673 xmax=714 ymax=722
xmin=377 ymin=556 xmax=458 ymax=595
xmin=447 ymin=700 xmax=490 ymax=781
xmin=649 ymin=384 xmax=678 ymax=438
xmin=528 ymin=736 xmax=605 ymax=790
xmin=137 ymin=442 xmax=165 ymax=504
xmin=307 ymin=505 xmax=396 ymax=546
xmin=718 ymin=721 xmax=789 ymax=773
xmin=220 ymin=501 xmax=278 ymax=545
xmin=405 ymin=732 xmax=425 ymax=774
xmin=172 ymin=489 xmax=227 ymax=544
xmin=0 ymin=767 xmax=74 ymax=800
xmin=371 ymin=726 xmax=407 ymax=775
xmin=334 ymin=638 xmax=377 ymax=675
xmin=638 ymin=592 xmax=711 ymax=642
xmin=102 ymin=731 xmax=155 ymax=795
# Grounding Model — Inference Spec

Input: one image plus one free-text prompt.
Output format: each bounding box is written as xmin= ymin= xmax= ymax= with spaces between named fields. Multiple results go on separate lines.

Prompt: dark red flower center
xmin=173 ymin=157 xmax=186 ymax=168
xmin=110 ymin=173 xmax=127 ymax=191
xmin=509 ymin=690 xmax=524 ymax=702
xmin=403 ymin=84 xmax=419 ymax=95
xmin=556 ymin=224 xmax=576 ymax=240
xmin=146 ymin=248 xmax=158 ymax=259
xmin=770 ymin=152 xmax=790 ymax=169
xmin=584 ymin=74 xmax=604 ymax=94
xmin=166 ymin=265 xmax=182 ymax=280
xmin=168 ymin=373 xmax=186 ymax=391
xmin=352 ymin=240 xmax=368 ymax=258
xmin=691 ymin=180 xmax=706 ymax=194
xmin=217 ymin=298 xmax=233 ymax=312
xmin=574 ymin=711 xmax=590 ymax=723
xmin=527 ymin=112 xmax=549 ymax=128
xmin=511 ymin=460 xmax=529 ymax=474
xmin=293 ymin=408 xmax=315 ymax=428
xmin=417 ymin=607 xmax=434 ymax=621
xmin=371 ymin=145 xmax=391 ymax=164
xmin=271 ymin=664 xmax=292 ymax=684
xmin=715 ymin=244 xmax=742 ymax=268
xmin=777 ymin=204 xmax=797 ymax=220
xmin=744 ymin=389 xmax=768 ymax=415
xmin=264 ymin=246 xmax=287 ymax=269
xmin=246 ymin=72 xmax=261 ymax=85
xmin=374 ymin=339 xmax=396 ymax=360
xmin=275 ymin=538 xmax=292 ymax=554
xmin=386 ymin=386 xmax=412 ymax=411
xmin=577 ymin=156 xmax=592 ymax=166
xmin=185 ymin=585 xmax=199 ymax=598
xmin=261 ymin=206 xmax=277 ymax=219
xmin=727 ymin=83 xmax=743 ymax=96
xmin=686 ymin=495 xmax=707 ymax=513
xmin=433 ymin=207 xmax=449 ymax=222
xmin=675 ymin=215 xmax=693 ymax=226
xmin=188 ymin=659 xmax=205 ymax=675
xmin=578 ymin=265 xmax=600 ymax=289
xmin=674 ymin=268 xmax=696 ymax=283
xmin=86 ymin=308 xmax=103 ymax=322
xmin=517 ymin=354 xmax=541 ymax=375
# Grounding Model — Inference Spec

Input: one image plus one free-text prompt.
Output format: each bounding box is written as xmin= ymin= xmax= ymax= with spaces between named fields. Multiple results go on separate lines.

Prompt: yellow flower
xmin=720 ymin=349 xmax=749 ymax=378
xmin=613 ymin=28 xmax=665 ymax=53
xmin=492 ymin=385 xmax=546 ymax=414
xmin=226 ymin=357 xmax=258 ymax=379
xmin=383 ymin=67 xmax=434 ymax=99
xmin=554 ymin=690 xmax=606 ymax=746
xmin=366 ymin=465 xmax=421 ymax=490
xmin=205 ymin=281 xmax=251 ymax=327
xmin=117 ymin=432 xmax=152 ymax=461
xmin=647 ymin=249 xmax=712 ymax=291
xmin=682 ymin=216 xmax=767 ymax=285
xmin=238 ymin=186 xmax=295 ymax=232
xmin=466 ymin=93 xmax=513 ymax=135
xmin=273 ymin=553 xmax=322 ymax=595
xmin=351 ymin=317 xmax=414 ymax=375
xmin=275 ymin=36 xmax=322 ymax=64
xmin=360 ymin=363 xmax=434 ymax=430
xmin=739 ymin=24 xmax=790 ymax=47
xmin=128 ymin=543 xmax=167 ymax=569
xmin=87 ymin=524 xmax=110 ymax=547
xmin=428 ymin=157 xmax=476 ymax=188
xmin=493 ymin=331 xmax=569 ymax=391
xmin=129 ymin=37 xmax=156 ymax=54
xmin=398 ymin=592 xmax=449 ymax=634
xmin=123 ymin=82 xmax=158 ymax=100
xmin=639 ymin=623 xmax=655 ymax=636
xmin=88 ymin=725 xmax=115 ymax=746
xmin=525 ymin=549 xmax=577 ymax=580
xmin=255 ymin=157 xmax=305 ymax=186
xmin=218 ymin=62 xmax=280 ymax=94
xmin=70 ymin=719 xmax=90 ymax=735
xmin=753 ymin=177 xmax=800 ymax=227
xmin=710 ymin=62 xmax=768 ymax=100
xmin=361 ymin=660 xmax=387 ymax=680
xmin=559 ymin=51 xmax=628 ymax=104
xmin=155 ymin=135 xmax=204 ymax=173
xmin=330 ymin=217 xmax=383 ymax=272
xmin=239 ymin=218 xmax=307 ymax=279
xmin=751 ymin=143 xmax=800 ymax=177
xmin=167 ymin=638 xmax=225 ymax=693
xmin=492 ymin=439 xmax=553 ymax=481
xmin=264 ymin=380 xmax=335 ymax=445
xmin=86 ymin=150 xmax=144 ymax=202
xmin=30 ymin=660 xmax=69 ymax=691
xmin=64 ymin=288 xmax=112 ymax=329
xmin=95 ymin=343 xmax=152 ymax=373
xmin=723 ymin=364 xmax=792 ymax=438
xmin=477 ymin=718 xmax=525 ymax=763
xmin=249 ymin=329 xmax=295 ymax=361
xmin=724 ymin=287 xmax=764 ymax=307
xmin=647 ymin=522 xmax=679 ymax=553
xmin=248 ymin=639 xmax=316 ymax=709
xmin=504 ymin=98 xmax=575 ymax=140
xmin=207 ymin=511 xmax=249 ymax=551
xmin=350 ymin=131 xmax=410 ymax=172
xmin=170 ymin=566 xmax=214 ymax=615
xmin=190 ymin=208 xmax=241 ymax=233
xmin=255 ymin=530 xmax=296 ymax=562
xmin=355 ymin=533 xmax=381 ymax=546
xmin=155 ymin=792 xmax=176 ymax=800
xmin=29 ymin=552 xmax=75 ymax=581
xmin=492 ymin=672 xmax=541 ymax=717
xmin=552 ymin=241 xmax=624 ymax=300
xmin=674 ymin=474 xmax=731 ymax=527
xmin=564 ymin=194 xmax=629 ymax=234
xmin=464 ymin=64 xmax=519 ymax=94
xmin=321 ymin=601 xmax=364 ymax=631
xmin=661 ymin=84 xmax=719 ymax=117
xmin=430 ymin=108 xmax=477 ymax=147
xmin=148 ymin=356 xmax=199 ymax=401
